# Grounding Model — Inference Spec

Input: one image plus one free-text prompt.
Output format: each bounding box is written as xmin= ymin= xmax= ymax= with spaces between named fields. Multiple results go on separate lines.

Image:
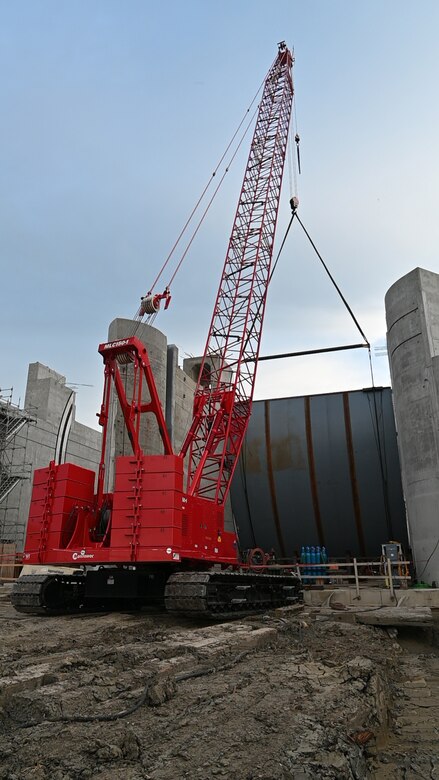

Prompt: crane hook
xmin=290 ymin=195 xmax=299 ymax=213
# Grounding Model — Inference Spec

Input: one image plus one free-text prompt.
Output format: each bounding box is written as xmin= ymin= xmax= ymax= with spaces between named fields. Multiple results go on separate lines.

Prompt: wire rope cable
xmin=130 ymin=55 xmax=280 ymax=339
xmin=147 ymin=76 xmax=268 ymax=294
xmin=130 ymin=100 xmax=261 ymax=341
xmin=295 ymin=213 xmax=396 ymax=543
xmin=295 ymin=213 xmax=369 ymax=346
xmin=166 ymin=104 xmax=260 ymax=289
xmin=417 ymin=537 xmax=439 ymax=582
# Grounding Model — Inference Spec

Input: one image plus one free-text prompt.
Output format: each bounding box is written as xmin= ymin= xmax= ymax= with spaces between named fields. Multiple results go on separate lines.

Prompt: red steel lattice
xmin=181 ymin=42 xmax=294 ymax=504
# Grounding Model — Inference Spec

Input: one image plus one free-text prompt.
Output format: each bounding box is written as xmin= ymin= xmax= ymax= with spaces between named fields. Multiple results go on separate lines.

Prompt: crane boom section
xmin=182 ymin=43 xmax=294 ymax=504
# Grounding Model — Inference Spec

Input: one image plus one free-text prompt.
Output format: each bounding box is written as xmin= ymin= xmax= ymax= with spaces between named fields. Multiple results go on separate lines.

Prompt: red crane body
xmin=16 ymin=44 xmax=298 ymax=615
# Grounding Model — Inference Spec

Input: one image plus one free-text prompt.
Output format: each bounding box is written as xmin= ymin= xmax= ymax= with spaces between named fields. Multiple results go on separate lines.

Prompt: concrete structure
xmin=107 ymin=318 xmax=196 ymax=459
xmin=386 ymin=267 xmax=439 ymax=585
xmin=167 ymin=346 xmax=195 ymax=451
xmin=304 ymin=586 xmax=439 ymax=609
xmin=0 ymin=364 xmax=101 ymax=547
xmin=106 ymin=319 xmax=169 ymax=491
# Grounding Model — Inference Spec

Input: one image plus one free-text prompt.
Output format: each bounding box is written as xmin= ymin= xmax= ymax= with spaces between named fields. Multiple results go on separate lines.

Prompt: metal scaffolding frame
xmin=0 ymin=389 xmax=35 ymax=544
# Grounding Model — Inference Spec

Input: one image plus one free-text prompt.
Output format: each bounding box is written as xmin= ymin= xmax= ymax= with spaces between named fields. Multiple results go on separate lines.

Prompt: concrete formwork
xmin=386 ymin=267 xmax=439 ymax=585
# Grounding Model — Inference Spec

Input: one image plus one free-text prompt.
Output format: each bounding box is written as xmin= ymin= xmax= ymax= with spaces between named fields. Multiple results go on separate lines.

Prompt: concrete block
xmin=0 ymin=663 xmax=54 ymax=705
xmin=304 ymin=587 xmax=394 ymax=608
xmin=356 ymin=606 xmax=433 ymax=627
xmin=395 ymin=587 xmax=439 ymax=608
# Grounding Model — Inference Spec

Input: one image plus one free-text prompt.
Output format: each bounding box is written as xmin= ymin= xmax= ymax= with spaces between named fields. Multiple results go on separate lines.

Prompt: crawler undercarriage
xmin=12 ymin=568 xmax=301 ymax=619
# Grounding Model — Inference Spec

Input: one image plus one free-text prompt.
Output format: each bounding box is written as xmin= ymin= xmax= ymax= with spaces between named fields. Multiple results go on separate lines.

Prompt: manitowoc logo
xmin=103 ymin=339 xmax=129 ymax=350
xmin=72 ymin=549 xmax=95 ymax=561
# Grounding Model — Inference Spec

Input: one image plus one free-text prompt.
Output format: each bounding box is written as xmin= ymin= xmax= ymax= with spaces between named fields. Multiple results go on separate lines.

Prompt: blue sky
xmin=2 ymin=1 xmax=439 ymax=428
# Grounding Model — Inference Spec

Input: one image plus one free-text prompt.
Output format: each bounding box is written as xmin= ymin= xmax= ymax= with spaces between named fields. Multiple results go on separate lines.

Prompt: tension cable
xmin=133 ymin=57 xmax=281 ymax=331
xmin=294 ymin=212 xmax=369 ymax=347
xmin=262 ymin=209 xmax=394 ymax=541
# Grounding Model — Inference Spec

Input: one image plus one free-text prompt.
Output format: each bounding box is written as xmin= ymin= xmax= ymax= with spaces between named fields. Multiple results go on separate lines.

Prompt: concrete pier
xmin=386 ymin=268 xmax=439 ymax=585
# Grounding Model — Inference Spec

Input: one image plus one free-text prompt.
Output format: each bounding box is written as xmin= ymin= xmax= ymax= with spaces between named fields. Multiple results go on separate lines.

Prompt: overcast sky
xmin=2 ymin=1 xmax=439 ymax=429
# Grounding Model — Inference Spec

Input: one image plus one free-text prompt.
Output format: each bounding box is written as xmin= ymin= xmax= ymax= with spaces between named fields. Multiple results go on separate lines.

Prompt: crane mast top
xmin=181 ymin=41 xmax=294 ymax=504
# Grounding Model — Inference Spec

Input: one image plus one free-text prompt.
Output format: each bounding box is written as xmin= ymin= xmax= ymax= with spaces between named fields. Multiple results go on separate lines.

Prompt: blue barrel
xmin=310 ymin=546 xmax=316 ymax=581
xmin=321 ymin=546 xmax=328 ymax=580
xmin=300 ymin=545 xmax=306 ymax=581
xmin=305 ymin=545 xmax=311 ymax=580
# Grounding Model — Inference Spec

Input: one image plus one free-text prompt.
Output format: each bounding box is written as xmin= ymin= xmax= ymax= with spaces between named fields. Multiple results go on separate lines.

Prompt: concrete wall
xmin=168 ymin=353 xmax=195 ymax=453
xmin=0 ymin=363 xmax=101 ymax=547
xmin=107 ymin=318 xmax=168 ymax=463
xmin=181 ymin=356 xmax=235 ymax=531
xmin=386 ymin=267 xmax=439 ymax=585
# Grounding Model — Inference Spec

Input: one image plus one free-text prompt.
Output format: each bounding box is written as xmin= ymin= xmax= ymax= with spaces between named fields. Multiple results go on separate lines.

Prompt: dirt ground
xmin=0 ymin=590 xmax=437 ymax=780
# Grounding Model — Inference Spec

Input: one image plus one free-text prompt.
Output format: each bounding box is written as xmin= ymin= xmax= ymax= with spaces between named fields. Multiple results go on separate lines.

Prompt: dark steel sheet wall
xmin=231 ymin=388 xmax=407 ymax=559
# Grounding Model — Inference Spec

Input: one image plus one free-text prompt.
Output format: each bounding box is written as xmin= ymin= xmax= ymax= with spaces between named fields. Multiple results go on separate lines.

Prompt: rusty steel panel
xmin=231 ymin=388 xmax=408 ymax=559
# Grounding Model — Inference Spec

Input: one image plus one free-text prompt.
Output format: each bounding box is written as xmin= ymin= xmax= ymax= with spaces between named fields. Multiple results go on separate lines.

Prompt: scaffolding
xmin=0 ymin=388 xmax=35 ymax=545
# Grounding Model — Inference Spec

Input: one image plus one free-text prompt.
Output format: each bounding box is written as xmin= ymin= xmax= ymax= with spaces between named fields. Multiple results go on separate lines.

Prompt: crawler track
xmin=12 ymin=569 xmax=301 ymax=618
xmin=165 ymin=570 xmax=301 ymax=619
xmin=11 ymin=573 xmax=85 ymax=615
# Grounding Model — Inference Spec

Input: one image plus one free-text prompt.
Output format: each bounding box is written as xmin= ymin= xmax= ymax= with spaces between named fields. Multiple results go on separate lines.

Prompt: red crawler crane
xmin=12 ymin=42 xmax=300 ymax=617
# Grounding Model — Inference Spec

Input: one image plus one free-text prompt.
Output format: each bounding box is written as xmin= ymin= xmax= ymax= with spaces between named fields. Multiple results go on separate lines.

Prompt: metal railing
xmin=294 ymin=558 xmax=411 ymax=597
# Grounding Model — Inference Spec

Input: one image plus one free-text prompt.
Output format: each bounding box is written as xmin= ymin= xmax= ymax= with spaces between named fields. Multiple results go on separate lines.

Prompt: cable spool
xmin=116 ymin=353 xmax=134 ymax=365
xmin=247 ymin=547 xmax=268 ymax=572
xmin=140 ymin=294 xmax=159 ymax=316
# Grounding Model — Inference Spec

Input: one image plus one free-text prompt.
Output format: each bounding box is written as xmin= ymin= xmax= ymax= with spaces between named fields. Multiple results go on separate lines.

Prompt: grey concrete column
xmin=106 ymin=320 xmax=168 ymax=492
xmin=385 ymin=268 xmax=439 ymax=584
xmin=166 ymin=344 xmax=178 ymax=448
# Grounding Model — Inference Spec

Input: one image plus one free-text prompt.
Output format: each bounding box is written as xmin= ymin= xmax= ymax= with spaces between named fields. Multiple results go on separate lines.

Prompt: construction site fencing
xmin=294 ymin=558 xmax=411 ymax=598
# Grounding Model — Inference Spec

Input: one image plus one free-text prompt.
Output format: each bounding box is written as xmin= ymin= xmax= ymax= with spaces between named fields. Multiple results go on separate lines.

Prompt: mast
xmin=181 ymin=42 xmax=294 ymax=503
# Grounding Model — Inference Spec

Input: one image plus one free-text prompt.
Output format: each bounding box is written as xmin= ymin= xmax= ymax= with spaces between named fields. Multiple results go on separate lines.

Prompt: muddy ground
xmin=0 ymin=590 xmax=438 ymax=780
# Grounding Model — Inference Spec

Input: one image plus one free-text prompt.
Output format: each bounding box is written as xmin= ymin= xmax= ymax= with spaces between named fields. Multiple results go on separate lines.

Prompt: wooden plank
xmin=356 ymin=606 xmax=433 ymax=628
xmin=0 ymin=542 xmax=16 ymax=581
